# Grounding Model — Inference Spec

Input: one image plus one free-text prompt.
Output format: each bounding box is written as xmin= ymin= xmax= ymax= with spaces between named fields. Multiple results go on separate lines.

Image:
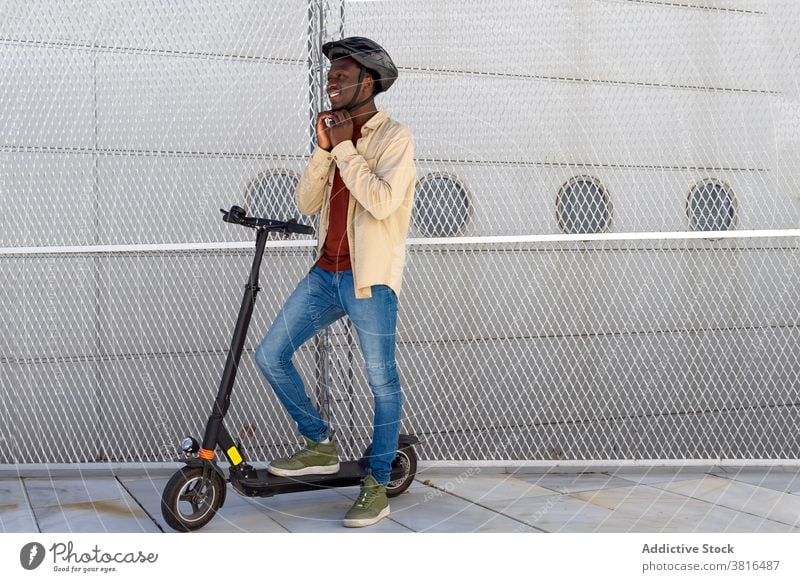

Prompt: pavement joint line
xmin=540 ymin=482 xmax=637 ymax=495
xmin=19 ymin=477 xmax=42 ymax=533
xmin=415 ymin=477 xmax=548 ymax=533
xmin=115 ymin=475 xmax=164 ymax=533
xmin=384 ymin=515 xmax=417 ymax=532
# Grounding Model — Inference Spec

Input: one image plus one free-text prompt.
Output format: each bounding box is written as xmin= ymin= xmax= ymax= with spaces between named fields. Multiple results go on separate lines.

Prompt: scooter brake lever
xmin=221 ymin=206 xmax=248 ymax=225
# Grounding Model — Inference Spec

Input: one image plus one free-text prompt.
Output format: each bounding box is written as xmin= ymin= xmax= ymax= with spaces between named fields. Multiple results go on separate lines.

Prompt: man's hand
xmin=328 ymin=109 xmax=354 ymax=149
xmin=315 ymin=112 xmax=334 ymax=151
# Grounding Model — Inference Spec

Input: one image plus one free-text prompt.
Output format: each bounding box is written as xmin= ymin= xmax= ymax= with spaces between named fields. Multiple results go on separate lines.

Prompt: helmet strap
xmin=343 ymin=67 xmax=375 ymax=113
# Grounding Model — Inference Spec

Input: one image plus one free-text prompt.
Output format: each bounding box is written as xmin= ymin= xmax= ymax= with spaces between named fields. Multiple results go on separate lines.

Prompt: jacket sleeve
xmin=330 ymin=129 xmax=416 ymax=221
xmin=295 ymin=147 xmax=333 ymax=216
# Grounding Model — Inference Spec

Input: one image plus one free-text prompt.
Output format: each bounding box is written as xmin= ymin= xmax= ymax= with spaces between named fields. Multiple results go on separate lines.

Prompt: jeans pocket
xmin=371 ymin=284 xmax=397 ymax=308
xmin=371 ymin=284 xmax=390 ymax=295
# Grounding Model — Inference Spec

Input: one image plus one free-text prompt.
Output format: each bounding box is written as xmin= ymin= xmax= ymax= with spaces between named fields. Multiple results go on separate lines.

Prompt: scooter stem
xmin=200 ymin=226 xmax=270 ymax=452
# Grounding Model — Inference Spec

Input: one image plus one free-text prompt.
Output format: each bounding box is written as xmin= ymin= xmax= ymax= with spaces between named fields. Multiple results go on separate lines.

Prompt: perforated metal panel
xmin=1 ymin=0 xmax=799 ymax=464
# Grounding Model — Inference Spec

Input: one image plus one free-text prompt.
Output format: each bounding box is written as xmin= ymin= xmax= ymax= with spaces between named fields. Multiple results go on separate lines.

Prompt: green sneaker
xmin=267 ymin=434 xmax=340 ymax=477
xmin=343 ymin=474 xmax=390 ymax=528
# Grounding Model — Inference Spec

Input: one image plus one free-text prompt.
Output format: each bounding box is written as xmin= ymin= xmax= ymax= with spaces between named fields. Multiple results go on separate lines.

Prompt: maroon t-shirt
xmin=316 ymin=126 xmax=362 ymax=272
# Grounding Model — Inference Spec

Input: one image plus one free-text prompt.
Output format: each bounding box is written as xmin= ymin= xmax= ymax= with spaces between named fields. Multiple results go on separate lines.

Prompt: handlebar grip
xmin=285 ymin=219 xmax=315 ymax=235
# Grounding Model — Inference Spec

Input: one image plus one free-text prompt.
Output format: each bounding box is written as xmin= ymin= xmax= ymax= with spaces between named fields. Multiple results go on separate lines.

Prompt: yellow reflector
xmin=226 ymin=446 xmax=243 ymax=465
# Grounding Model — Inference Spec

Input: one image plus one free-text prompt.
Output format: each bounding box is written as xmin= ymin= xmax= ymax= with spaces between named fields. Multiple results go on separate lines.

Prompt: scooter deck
xmin=229 ymin=460 xmax=366 ymax=498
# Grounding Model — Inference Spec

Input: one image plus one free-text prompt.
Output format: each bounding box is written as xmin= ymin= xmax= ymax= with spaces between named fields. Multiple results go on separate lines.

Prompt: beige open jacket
xmin=295 ymin=111 xmax=417 ymax=299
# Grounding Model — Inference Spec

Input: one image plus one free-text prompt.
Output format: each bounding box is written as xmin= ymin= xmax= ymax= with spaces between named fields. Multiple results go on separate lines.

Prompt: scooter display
xmin=160 ymin=205 xmax=420 ymax=532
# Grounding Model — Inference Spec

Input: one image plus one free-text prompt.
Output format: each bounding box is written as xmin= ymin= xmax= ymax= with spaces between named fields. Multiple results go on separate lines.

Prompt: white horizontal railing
xmin=2 ymin=229 xmax=800 ymax=256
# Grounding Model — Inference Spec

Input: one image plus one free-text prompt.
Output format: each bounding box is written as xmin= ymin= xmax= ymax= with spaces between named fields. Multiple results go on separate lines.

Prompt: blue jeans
xmin=254 ymin=265 xmax=403 ymax=485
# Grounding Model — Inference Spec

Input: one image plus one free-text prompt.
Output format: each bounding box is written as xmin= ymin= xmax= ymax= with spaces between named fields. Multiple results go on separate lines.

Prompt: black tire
xmin=161 ymin=466 xmax=225 ymax=532
xmin=386 ymin=445 xmax=417 ymax=497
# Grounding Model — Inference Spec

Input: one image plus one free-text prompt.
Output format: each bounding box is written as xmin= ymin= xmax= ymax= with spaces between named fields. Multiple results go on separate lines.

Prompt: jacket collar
xmin=360 ymin=110 xmax=389 ymax=135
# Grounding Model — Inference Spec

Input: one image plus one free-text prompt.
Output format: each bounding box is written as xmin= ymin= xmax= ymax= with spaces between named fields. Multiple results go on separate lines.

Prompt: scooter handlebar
xmin=220 ymin=206 xmax=315 ymax=236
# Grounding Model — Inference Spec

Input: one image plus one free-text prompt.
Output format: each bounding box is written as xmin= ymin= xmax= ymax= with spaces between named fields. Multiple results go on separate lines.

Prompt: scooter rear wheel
xmin=386 ymin=444 xmax=417 ymax=497
xmin=161 ymin=466 xmax=225 ymax=532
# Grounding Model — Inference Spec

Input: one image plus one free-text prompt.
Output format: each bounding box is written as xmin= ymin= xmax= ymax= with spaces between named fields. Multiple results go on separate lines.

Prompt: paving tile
xmin=0 ymin=479 xmax=38 ymax=533
xmin=33 ymin=499 xmax=159 ymax=533
xmin=416 ymin=464 xmax=506 ymax=477
xmin=606 ymin=468 xmax=713 ymax=486
xmin=572 ymin=484 xmax=798 ymax=533
xmin=503 ymin=465 xmax=653 ymax=475
xmin=24 ymin=477 xmax=132 ymax=508
xmin=121 ymin=475 xmax=287 ymax=533
xmin=485 ymin=492 xmax=617 ymax=533
xmin=515 ymin=473 xmax=635 ymax=494
xmin=380 ymin=482 xmax=538 ymax=533
xmin=246 ymin=487 xmax=412 ymax=533
xmin=24 ymin=477 xmax=159 ymax=533
xmin=418 ymin=472 xmax=553 ymax=504
xmin=708 ymin=468 xmax=800 ymax=495
xmin=655 ymin=476 xmax=800 ymax=529
xmin=712 ymin=465 xmax=797 ymax=474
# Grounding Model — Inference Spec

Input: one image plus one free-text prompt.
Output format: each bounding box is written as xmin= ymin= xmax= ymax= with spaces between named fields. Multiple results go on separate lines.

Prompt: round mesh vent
xmin=556 ymin=176 xmax=612 ymax=234
xmin=687 ymin=179 xmax=736 ymax=231
xmin=413 ymin=173 xmax=471 ymax=237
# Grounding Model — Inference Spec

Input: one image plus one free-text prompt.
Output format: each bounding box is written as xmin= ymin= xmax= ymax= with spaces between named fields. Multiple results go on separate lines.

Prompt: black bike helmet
xmin=322 ymin=36 xmax=398 ymax=95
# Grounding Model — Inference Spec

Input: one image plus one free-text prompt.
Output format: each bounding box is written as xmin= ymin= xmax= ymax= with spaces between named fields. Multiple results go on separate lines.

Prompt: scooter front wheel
xmin=161 ymin=466 xmax=225 ymax=532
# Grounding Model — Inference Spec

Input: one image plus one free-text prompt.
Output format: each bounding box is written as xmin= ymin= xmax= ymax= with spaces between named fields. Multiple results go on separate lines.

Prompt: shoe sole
xmin=342 ymin=506 xmax=391 ymax=528
xmin=266 ymin=462 xmax=340 ymax=477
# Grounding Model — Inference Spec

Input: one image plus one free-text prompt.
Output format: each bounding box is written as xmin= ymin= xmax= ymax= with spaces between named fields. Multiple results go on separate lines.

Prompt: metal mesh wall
xmin=1 ymin=0 xmax=799 ymax=464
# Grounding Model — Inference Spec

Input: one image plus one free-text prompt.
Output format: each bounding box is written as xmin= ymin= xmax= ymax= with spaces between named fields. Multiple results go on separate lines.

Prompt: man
xmin=253 ymin=37 xmax=416 ymax=528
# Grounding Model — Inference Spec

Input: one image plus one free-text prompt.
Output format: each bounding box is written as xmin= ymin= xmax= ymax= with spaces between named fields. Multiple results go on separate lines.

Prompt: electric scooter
xmin=160 ymin=205 xmax=420 ymax=532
